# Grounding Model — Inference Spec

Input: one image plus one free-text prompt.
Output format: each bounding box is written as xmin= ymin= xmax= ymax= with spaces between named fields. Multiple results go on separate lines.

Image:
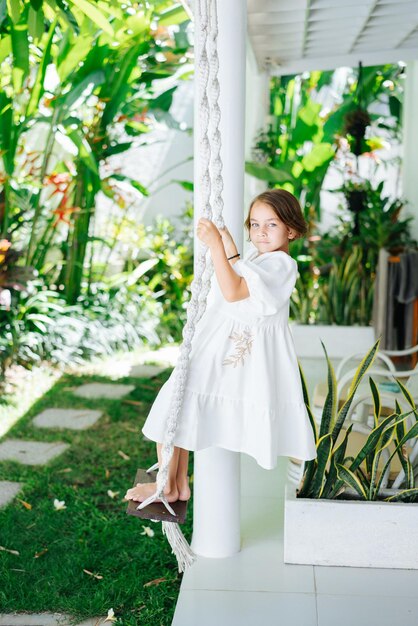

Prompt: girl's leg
xmin=176 ymin=448 xmax=191 ymax=501
xmin=124 ymin=443 xmax=180 ymax=503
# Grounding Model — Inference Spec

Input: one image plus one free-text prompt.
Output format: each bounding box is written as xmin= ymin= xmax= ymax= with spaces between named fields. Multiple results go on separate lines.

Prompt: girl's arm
xmin=196 ymin=218 xmax=249 ymax=302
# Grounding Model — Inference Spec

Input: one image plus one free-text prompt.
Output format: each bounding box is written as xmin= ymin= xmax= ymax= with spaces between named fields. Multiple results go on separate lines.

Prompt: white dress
xmin=142 ymin=245 xmax=317 ymax=470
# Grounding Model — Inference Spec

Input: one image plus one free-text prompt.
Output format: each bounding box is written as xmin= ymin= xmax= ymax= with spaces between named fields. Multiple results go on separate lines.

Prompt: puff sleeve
xmin=233 ymin=252 xmax=297 ymax=316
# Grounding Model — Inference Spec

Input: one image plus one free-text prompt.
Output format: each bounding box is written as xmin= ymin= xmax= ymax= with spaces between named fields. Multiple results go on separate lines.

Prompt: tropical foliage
xmin=0 ymin=207 xmax=193 ymax=380
xmin=247 ymin=64 xmax=415 ymax=325
xmin=0 ymin=0 xmax=193 ymax=380
xmin=0 ymin=0 xmax=192 ymax=300
xmin=247 ymin=65 xmax=404 ymax=223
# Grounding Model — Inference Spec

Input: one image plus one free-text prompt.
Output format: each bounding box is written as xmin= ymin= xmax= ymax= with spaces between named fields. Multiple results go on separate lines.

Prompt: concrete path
xmin=0 ymin=613 xmax=109 ymax=625
xmin=0 ymin=440 xmax=70 ymax=466
xmin=73 ymin=383 xmax=135 ymax=400
xmin=32 ymin=409 xmax=103 ymax=431
xmin=0 ymin=481 xmax=24 ymax=508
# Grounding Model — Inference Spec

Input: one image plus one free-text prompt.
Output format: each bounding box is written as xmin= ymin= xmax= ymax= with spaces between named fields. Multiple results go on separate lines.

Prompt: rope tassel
xmin=162 ymin=522 xmax=196 ymax=573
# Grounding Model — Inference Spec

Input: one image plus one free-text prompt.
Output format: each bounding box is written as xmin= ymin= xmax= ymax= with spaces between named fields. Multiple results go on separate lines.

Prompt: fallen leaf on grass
xmin=83 ymin=569 xmax=103 ymax=580
xmin=107 ymin=490 xmax=119 ymax=499
xmin=143 ymin=577 xmax=167 ymax=587
xmin=117 ymin=450 xmax=130 ymax=460
xmin=105 ymin=469 xmax=110 ymax=479
xmin=34 ymin=548 xmax=48 ymax=558
xmin=17 ymin=498 xmax=32 ymax=510
xmin=140 ymin=526 xmax=155 ymax=538
xmin=56 ymin=467 xmax=73 ymax=474
xmin=121 ymin=400 xmax=143 ymax=408
xmin=103 ymin=608 xmax=117 ymax=622
xmin=53 ymin=499 xmax=66 ymax=510
xmin=0 ymin=545 xmax=19 ymax=556
xmin=124 ymin=425 xmax=139 ymax=433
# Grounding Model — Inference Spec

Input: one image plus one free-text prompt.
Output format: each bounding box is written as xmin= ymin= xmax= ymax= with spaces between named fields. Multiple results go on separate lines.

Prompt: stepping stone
xmin=0 ymin=481 xmax=24 ymax=508
xmin=139 ymin=345 xmax=179 ymax=366
xmin=0 ymin=440 xmax=69 ymax=466
xmin=32 ymin=409 xmax=103 ymax=431
xmin=0 ymin=615 xmax=108 ymax=626
xmin=73 ymin=383 xmax=135 ymax=400
xmin=129 ymin=364 xmax=166 ymax=378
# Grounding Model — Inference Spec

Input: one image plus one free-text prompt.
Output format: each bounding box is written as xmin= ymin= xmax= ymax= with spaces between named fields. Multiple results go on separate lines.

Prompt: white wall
xmin=402 ymin=59 xmax=418 ymax=243
xmin=140 ymin=79 xmax=194 ymax=224
xmin=242 ymin=36 xmax=269 ymax=250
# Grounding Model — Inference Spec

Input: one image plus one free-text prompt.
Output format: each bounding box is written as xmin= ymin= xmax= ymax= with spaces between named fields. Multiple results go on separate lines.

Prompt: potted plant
xmin=284 ymin=338 xmax=418 ymax=569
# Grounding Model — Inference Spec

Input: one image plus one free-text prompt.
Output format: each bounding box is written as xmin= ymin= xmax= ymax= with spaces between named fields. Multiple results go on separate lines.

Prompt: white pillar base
xmin=191 ymin=448 xmax=241 ymax=558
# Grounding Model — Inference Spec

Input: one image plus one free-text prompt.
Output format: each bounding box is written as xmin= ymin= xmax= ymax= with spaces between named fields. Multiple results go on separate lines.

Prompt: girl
xmin=125 ymin=189 xmax=317 ymax=504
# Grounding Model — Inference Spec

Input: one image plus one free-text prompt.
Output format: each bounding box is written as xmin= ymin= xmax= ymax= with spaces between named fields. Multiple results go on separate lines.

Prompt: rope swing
xmin=134 ymin=0 xmax=225 ymax=572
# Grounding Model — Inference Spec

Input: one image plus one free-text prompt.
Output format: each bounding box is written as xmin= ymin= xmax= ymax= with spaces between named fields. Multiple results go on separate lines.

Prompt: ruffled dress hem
xmin=142 ymin=384 xmax=317 ymax=470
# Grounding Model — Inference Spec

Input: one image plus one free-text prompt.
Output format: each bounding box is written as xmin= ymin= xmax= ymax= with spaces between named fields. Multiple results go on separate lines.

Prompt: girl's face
xmin=248 ymin=201 xmax=295 ymax=255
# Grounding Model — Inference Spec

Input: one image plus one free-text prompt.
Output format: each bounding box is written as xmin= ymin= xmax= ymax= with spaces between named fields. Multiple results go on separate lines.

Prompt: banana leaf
xmin=10 ymin=11 xmax=29 ymax=92
xmin=69 ymin=0 xmax=113 ymax=35
xmin=26 ymin=18 xmax=56 ymax=117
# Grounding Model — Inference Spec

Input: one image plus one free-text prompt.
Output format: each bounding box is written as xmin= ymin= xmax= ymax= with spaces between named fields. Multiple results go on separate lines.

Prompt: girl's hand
xmin=196 ymin=218 xmax=222 ymax=249
xmin=219 ymin=226 xmax=238 ymax=258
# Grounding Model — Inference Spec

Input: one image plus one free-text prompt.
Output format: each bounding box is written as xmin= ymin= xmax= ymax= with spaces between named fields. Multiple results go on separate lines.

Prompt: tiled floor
xmin=172 ymin=357 xmax=418 ymax=626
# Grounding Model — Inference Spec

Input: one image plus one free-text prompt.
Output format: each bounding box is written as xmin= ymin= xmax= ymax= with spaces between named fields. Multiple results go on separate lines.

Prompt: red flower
xmin=51 ymin=205 xmax=80 ymax=227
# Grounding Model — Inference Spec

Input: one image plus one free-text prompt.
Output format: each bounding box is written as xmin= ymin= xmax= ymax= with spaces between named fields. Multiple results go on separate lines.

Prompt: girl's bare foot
xmin=177 ymin=477 xmax=191 ymax=501
xmin=124 ymin=481 xmax=179 ymax=503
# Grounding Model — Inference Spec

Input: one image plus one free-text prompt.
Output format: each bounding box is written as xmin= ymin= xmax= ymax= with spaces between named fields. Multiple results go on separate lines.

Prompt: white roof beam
xmin=395 ymin=24 xmax=418 ymax=48
xmin=248 ymin=0 xmax=308 ymax=11
xmin=267 ymin=47 xmax=418 ymax=76
xmin=347 ymin=0 xmax=380 ymax=53
xmin=310 ymin=0 xmax=370 ymax=6
xmin=301 ymin=0 xmax=312 ymax=57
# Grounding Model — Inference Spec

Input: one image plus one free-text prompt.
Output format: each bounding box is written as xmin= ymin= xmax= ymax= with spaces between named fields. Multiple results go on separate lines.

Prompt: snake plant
xmin=298 ymin=338 xmax=418 ymax=502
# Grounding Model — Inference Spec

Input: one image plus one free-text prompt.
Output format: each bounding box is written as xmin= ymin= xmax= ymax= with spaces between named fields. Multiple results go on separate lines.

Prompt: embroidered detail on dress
xmin=222 ymin=327 xmax=254 ymax=367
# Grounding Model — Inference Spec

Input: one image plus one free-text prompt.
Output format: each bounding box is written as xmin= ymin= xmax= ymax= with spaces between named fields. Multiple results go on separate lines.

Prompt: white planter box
xmin=284 ymin=482 xmax=418 ymax=569
xmin=290 ymin=323 xmax=375 ymax=359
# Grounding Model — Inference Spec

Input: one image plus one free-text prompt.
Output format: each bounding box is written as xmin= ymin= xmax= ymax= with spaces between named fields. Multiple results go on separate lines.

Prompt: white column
xmin=192 ymin=0 xmax=246 ymax=558
xmin=244 ymin=36 xmax=269 ymax=211
xmin=402 ymin=60 xmax=418 ymax=242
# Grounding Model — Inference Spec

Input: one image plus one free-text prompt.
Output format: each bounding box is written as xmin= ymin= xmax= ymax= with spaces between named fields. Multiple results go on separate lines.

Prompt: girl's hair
xmin=244 ymin=189 xmax=308 ymax=241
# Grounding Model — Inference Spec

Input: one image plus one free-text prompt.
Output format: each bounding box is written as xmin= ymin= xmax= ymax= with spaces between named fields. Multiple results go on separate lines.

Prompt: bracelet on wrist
xmin=227 ymin=253 xmax=240 ymax=261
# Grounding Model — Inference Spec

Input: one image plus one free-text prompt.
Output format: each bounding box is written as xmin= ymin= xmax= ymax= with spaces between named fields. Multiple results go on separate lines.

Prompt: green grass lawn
xmin=0 ymin=367 xmax=192 ymax=626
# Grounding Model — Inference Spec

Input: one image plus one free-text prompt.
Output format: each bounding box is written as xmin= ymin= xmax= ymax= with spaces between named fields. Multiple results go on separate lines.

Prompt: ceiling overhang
xmin=247 ymin=0 xmax=418 ymax=75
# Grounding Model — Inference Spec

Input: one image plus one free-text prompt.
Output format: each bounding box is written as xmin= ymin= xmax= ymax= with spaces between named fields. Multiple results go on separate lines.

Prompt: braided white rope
xmin=137 ymin=0 xmax=224 ymax=572
xmin=208 ymin=0 xmax=224 ymax=228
